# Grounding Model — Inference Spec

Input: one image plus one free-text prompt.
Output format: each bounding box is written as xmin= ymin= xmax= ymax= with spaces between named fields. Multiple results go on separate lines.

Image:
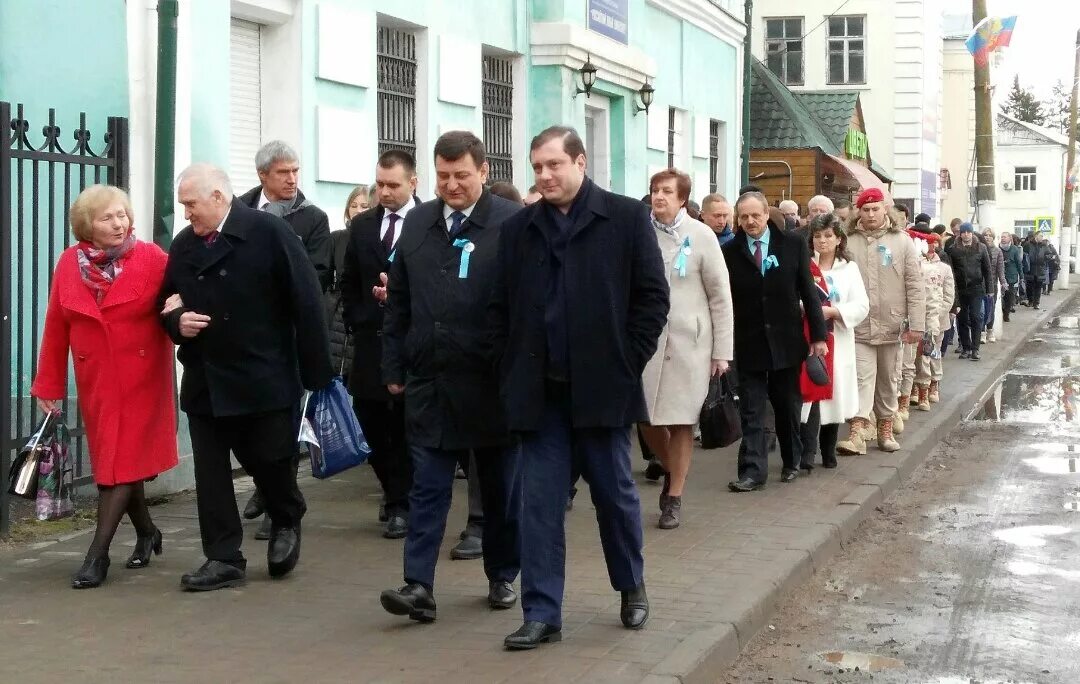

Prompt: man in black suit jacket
xmin=490 ymin=126 xmax=669 ymax=650
xmin=340 ymin=150 xmax=419 ymax=540
xmin=378 ymin=131 xmax=523 ymax=622
xmin=159 ymin=163 xmax=333 ymax=591
xmin=722 ymin=191 xmax=828 ymax=491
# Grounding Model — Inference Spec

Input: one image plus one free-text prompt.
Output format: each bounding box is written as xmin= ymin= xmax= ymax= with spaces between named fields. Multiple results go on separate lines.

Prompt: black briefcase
xmin=699 ymin=374 xmax=742 ymax=449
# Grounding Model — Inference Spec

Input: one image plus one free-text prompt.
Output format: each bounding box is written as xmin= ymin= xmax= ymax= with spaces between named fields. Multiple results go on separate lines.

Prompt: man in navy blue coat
xmin=489 ymin=126 xmax=670 ymax=650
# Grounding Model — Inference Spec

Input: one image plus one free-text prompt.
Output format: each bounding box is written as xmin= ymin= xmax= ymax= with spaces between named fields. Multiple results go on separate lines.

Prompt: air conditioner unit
xmin=1003 ymin=181 xmax=1012 ymax=191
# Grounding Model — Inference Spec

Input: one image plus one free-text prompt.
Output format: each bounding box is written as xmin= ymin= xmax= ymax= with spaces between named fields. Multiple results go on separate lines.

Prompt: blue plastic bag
xmin=298 ymin=378 xmax=371 ymax=479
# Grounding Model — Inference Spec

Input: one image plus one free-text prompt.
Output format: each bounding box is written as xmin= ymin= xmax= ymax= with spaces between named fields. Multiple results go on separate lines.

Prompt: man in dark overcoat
xmin=376 ymin=131 xmax=523 ymax=621
xmin=159 ymin=163 xmax=333 ymax=591
xmin=490 ymin=126 xmax=669 ymax=650
xmin=721 ymin=191 xmax=828 ymax=491
xmin=340 ymin=149 xmax=419 ymax=539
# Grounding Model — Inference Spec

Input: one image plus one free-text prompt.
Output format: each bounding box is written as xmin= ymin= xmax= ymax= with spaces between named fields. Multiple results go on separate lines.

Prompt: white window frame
xmin=1013 ymin=219 xmax=1036 ymax=237
xmin=764 ymin=17 xmax=805 ymax=86
xmin=584 ymin=94 xmax=612 ymax=190
xmin=666 ymin=106 xmax=689 ymax=171
xmin=826 ymin=15 xmax=866 ymax=85
xmin=1014 ymin=166 xmax=1037 ymax=191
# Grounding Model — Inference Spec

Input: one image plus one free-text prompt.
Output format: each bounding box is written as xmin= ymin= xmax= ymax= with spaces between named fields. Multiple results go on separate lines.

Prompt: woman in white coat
xmin=799 ymin=213 xmax=869 ymax=469
xmin=640 ymin=169 xmax=733 ymax=530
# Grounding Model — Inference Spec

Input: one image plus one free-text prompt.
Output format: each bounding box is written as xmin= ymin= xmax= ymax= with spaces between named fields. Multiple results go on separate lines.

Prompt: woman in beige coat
xmin=640 ymin=169 xmax=733 ymax=530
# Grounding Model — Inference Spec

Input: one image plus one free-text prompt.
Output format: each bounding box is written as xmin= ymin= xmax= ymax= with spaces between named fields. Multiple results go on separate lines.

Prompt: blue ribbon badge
xmin=763 ymin=255 xmax=779 ymax=272
xmin=388 ymin=248 xmax=396 ymax=263
xmin=673 ymin=237 xmax=691 ymax=278
xmin=877 ymin=244 xmax=892 ymax=266
xmin=453 ymin=239 xmax=474 ymax=278
xmin=825 ymin=274 xmax=840 ymax=302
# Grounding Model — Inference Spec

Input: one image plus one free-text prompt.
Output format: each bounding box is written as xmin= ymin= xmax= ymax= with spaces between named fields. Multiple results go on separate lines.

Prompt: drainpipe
xmin=740 ymin=0 xmax=753 ymax=187
xmin=153 ymin=0 xmax=179 ymax=249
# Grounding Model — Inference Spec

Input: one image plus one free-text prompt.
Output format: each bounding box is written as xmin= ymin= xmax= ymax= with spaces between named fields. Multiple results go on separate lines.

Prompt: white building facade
xmin=750 ymin=0 xmax=944 ymax=217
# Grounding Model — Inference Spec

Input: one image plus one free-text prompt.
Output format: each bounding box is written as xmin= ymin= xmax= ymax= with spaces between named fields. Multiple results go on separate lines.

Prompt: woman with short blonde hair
xmin=32 ymin=184 xmax=178 ymax=589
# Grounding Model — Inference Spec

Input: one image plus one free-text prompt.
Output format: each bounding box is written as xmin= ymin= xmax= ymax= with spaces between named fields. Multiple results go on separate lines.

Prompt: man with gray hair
xmin=807 ymin=195 xmax=834 ymax=220
xmin=159 ymin=163 xmax=333 ymax=591
xmin=239 ymin=140 xmax=332 ymax=291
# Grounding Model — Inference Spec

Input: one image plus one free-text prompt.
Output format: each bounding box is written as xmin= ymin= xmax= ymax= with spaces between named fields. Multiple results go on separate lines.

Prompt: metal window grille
xmin=765 ymin=17 xmax=804 ymax=86
xmin=709 ymin=120 xmax=720 ymax=193
xmin=482 ymin=55 xmax=514 ymax=183
xmin=1014 ymin=166 xmax=1037 ymax=191
xmin=377 ymin=27 xmax=417 ymax=157
xmin=827 ymin=16 xmax=865 ymax=85
xmin=667 ymin=107 xmax=676 ymax=169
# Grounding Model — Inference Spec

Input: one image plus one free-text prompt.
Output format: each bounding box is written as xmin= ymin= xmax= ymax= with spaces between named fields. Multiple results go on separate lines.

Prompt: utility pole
xmin=972 ymin=0 xmax=997 ymax=230
xmin=1062 ymin=29 xmax=1080 ymax=284
xmin=741 ymin=0 xmax=752 ymax=187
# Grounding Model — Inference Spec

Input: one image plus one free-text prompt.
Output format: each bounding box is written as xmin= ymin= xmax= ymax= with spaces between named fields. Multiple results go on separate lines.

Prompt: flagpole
xmin=972 ymin=0 xmax=997 ymax=231
xmin=1062 ymin=28 xmax=1080 ymax=287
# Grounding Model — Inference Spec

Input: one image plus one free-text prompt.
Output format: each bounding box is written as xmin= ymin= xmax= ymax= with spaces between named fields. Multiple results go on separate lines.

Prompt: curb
xmin=649 ymin=287 xmax=1080 ymax=683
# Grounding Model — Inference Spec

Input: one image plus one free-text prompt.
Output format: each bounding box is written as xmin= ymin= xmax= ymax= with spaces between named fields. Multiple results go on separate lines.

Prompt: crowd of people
xmin=30 ymin=123 xmax=1059 ymax=650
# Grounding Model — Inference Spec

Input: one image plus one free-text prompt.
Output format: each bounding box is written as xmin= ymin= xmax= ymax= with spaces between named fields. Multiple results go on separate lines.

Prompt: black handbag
xmin=7 ymin=410 xmax=60 ymax=499
xmin=699 ymin=374 xmax=742 ymax=449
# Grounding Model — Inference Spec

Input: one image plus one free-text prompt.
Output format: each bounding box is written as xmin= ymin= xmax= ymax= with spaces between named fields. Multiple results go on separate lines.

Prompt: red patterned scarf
xmin=75 ymin=232 xmax=136 ymax=306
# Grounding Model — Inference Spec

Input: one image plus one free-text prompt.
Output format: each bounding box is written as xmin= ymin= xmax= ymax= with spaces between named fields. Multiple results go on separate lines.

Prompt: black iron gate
xmin=0 ymin=102 xmax=129 ymax=536
xmin=377 ymin=27 xmax=417 ymax=157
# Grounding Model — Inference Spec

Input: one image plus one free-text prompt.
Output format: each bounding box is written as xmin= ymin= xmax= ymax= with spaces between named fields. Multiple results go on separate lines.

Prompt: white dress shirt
xmin=380 ymin=197 xmax=416 ymax=249
xmin=258 ymin=190 xmax=273 ymax=211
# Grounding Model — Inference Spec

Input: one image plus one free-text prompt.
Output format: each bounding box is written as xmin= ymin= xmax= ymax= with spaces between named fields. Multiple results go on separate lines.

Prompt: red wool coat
xmin=31 ymin=241 xmax=178 ymax=486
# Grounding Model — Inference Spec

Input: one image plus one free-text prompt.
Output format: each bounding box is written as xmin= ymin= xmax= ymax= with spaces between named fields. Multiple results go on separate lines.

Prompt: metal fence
xmin=0 ymin=102 xmax=129 ymax=536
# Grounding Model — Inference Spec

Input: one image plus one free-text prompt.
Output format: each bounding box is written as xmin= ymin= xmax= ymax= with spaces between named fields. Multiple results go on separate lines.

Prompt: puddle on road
xmin=1008 ymin=559 xmax=1080 ymax=580
xmin=1048 ymin=316 xmax=1080 ymax=329
xmin=1023 ymin=456 xmax=1080 ymax=475
xmin=820 ymin=651 xmax=904 ymax=672
xmin=993 ymin=524 xmax=1072 ymax=548
xmin=968 ymin=374 xmax=1080 ymax=422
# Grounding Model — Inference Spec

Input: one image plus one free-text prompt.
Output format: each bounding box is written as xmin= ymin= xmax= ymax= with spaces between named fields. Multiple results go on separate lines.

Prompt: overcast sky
xmin=942 ymin=0 xmax=1080 ymax=98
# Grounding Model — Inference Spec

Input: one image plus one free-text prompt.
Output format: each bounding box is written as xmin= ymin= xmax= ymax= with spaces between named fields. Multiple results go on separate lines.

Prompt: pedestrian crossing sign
xmin=1034 ymin=216 xmax=1055 ymax=235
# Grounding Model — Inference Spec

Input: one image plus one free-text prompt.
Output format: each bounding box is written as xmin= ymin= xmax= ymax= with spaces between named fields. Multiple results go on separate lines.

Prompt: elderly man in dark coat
xmin=722 ymin=191 xmax=828 ymax=491
xmin=490 ymin=126 xmax=669 ymax=650
xmin=159 ymin=163 xmax=333 ymax=591
xmin=377 ymin=131 xmax=523 ymax=622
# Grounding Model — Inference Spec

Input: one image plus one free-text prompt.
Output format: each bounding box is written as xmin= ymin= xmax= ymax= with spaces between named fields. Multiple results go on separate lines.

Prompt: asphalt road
xmin=725 ymin=292 xmax=1080 ymax=684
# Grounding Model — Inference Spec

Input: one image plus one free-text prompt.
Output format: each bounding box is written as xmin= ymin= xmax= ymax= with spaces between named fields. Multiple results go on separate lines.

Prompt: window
xmin=827 ymin=16 xmax=865 ymax=84
xmin=229 ymin=18 xmax=262 ymax=193
xmin=765 ymin=17 xmax=804 ymax=86
xmin=666 ymin=107 xmax=686 ymax=170
xmin=1014 ymin=166 xmax=1037 ymax=191
xmin=1014 ymin=220 xmax=1036 ymax=237
xmin=482 ymin=55 xmax=514 ymax=183
xmin=709 ymin=120 xmax=720 ymax=194
xmin=377 ymin=27 xmax=417 ymax=157
xmin=667 ymin=107 xmax=677 ymax=169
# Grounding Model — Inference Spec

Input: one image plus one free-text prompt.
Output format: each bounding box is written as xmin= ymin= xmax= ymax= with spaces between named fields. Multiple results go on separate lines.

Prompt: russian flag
xmin=966 ymin=16 xmax=1018 ymax=65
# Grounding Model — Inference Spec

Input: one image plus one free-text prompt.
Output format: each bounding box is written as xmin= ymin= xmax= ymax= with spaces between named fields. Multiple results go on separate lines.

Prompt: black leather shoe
xmin=644 ymin=459 xmax=665 ymax=482
xmin=504 ymin=621 xmax=562 ymax=650
xmin=970 ymin=351 xmax=981 ymax=361
xmin=242 ymin=489 xmax=265 ymax=520
xmin=380 ymin=583 xmax=437 ymax=622
xmin=384 ymin=512 xmax=408 ymax=540
xmin=267 ymin=525 xmax=301 ymax=578
xmin=488 ymin=580 xmax=517 ymax=609
xmin=728 ymin=478 xmax=764 ymax=492
xmin=254 ymin=514 xmax=272 ymax=541
xmin=72 ymin=554 xmax=110 ymax=589
xmin=800 ymin=462 xmax=814 ymax=473
xmin=181 ymin=560 xmax=246 ymax=591
xmin=959 ymin=350 xmax=971 ymax=359
xmin=125 ymin=528 xmax=163 ymax=569
xmin=450 ymin=534 xmax=483 ymax=560
xmin=621 ymin=584 xmax=649 ymax=629
xmin=781 ymin=469 xmax=799 ymax=483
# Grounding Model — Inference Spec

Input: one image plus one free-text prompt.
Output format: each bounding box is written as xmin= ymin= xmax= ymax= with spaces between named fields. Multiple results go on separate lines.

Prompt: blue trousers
xmin=519 ymin=387 xmax=645 ymax=628
xmin=403 ymin=444 xmax=521 ymax=591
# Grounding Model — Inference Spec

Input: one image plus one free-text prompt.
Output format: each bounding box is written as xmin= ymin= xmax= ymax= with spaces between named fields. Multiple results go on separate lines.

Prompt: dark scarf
xmin=75 ymin=233 xmax=136 ymax=306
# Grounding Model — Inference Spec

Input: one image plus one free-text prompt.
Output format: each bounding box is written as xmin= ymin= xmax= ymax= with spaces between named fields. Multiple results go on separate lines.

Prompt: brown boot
xmin=877 ymin=418 xmax=900 ymax=452
xmin=928 ymin=380 xmax=940 ymax=404
xmin=916 ymin=384 xmax=931 ymax=411
xmin=897 ymin=394 xmax=910 ymax=421
xmin=836 ymin=418 xmax=868 ymax=456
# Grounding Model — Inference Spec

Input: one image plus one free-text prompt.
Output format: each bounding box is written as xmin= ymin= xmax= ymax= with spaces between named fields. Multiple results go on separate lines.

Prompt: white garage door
xmin=229 ymin=18 xmax=262 ymax=195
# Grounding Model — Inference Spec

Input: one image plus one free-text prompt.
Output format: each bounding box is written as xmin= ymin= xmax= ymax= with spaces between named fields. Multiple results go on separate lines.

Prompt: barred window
xmin=377 ymin=27 xmax=417 ymax=156
xmin=482 ymin=55 xmax=514 ymax=184
xmin=709 ymin=120 xmax=720 ymax=194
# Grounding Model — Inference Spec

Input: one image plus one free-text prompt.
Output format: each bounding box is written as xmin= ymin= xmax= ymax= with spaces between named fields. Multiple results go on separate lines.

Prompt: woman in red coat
xmin=32 ymin=185 xmax=178 ymax=589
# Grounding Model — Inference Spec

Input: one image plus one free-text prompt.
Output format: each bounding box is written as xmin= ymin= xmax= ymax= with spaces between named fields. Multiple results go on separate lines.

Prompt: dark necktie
xmin=449 ymin=211 xmax=466 ymax=239
xmin=754 ymin=239 xmax=763 ymax=272
xmin=382 ymin=213 xmax=399 ymax=253
xmin=205 ymin=231 xmax=219 ymax=247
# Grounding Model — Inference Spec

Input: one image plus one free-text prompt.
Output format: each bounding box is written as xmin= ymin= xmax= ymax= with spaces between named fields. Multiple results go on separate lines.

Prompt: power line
xmin=763 ymin=0 xmax=855 ymax=62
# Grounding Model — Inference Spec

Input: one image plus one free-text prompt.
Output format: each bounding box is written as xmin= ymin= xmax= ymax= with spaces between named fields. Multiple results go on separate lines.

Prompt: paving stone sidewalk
xmin=0 ymin=291 xmax=1073 ymax=684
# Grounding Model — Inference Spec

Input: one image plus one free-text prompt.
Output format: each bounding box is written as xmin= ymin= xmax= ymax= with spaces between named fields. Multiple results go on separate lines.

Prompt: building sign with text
xmin=588 ymin=0 xmax=629 ymax=45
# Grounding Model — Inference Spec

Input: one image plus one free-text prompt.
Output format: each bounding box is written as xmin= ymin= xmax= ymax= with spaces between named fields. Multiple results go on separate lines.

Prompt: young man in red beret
xmin=836 ymin=188 xmax=926 ymax=454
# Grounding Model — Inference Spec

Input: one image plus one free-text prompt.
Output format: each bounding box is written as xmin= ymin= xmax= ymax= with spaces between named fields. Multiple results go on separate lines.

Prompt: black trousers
xmin=353 ymin=398 xmax=412 ymax=513
xmin=461 ymin=452 xmax=485 ymax=539
xmin=1027 ymin=278 xmax=1044 ymax=308
xmin=957 ymin=293 xmax=985 ymax=352
xmin=736 ymin=367 xmax=802 ymax=483
xmin=188 ymin=408 xmax=307 ymax=565
xmin=1003 ymin=283 xmax=1017 ymax=320
xmin=799 ymin=401 xmax=840 ymax=467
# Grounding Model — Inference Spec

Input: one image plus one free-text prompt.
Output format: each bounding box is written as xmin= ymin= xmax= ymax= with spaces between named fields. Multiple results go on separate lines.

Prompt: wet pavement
xmin=726 ymin=294 xmax=1080 ymax=683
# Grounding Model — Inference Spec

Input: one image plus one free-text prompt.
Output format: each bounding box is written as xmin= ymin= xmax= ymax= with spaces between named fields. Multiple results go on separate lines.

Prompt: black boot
xmin=125 ymin=528 xmax=163 ymax=569
xmin=620 ymin=584 xmax=649 ymax=629
xmin=71 ymin=553 xmax=110 ymax=589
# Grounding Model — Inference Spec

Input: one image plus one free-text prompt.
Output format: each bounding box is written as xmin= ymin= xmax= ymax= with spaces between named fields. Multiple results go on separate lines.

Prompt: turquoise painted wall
xmin=190 ymin=0 xmax=232 ymax=169
xmin=1 ymin=0 xmax=130 ymax=400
